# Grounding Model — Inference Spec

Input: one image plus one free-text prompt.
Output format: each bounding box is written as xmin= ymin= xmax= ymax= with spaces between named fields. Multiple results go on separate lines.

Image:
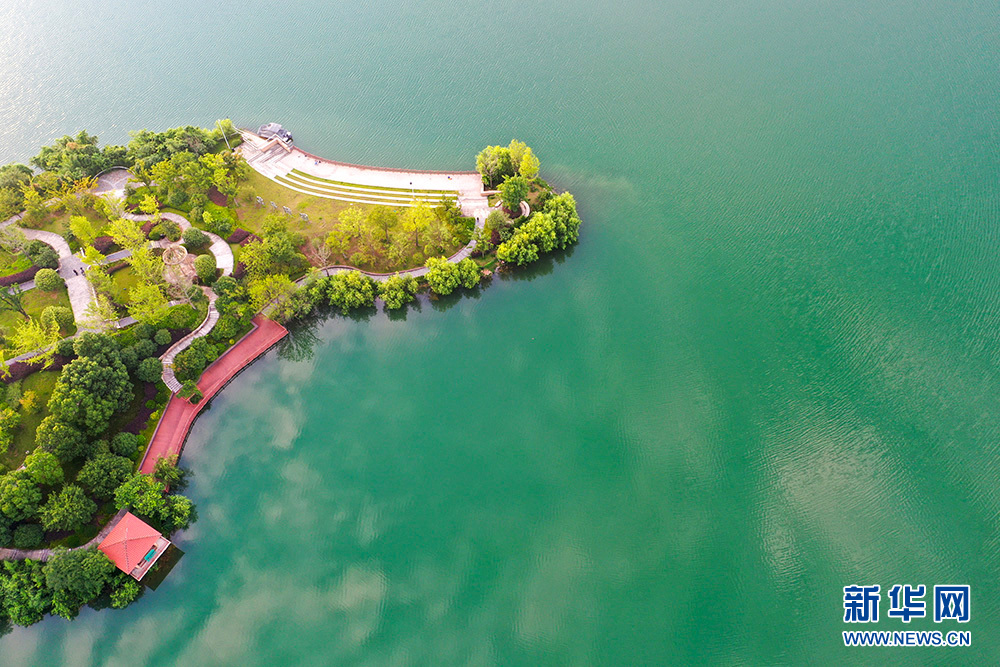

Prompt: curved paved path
xmin=0 ymin=509 xmax=127 ymax=562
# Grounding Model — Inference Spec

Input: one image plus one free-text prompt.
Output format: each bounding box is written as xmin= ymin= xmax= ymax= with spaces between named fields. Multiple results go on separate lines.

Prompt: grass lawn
xmin=0 ymin=250 xmax=32 ymax=278
xmin=1 ymin=370 xmax=59 ymax=472
xmin=24 ymin=207 xmax=107 ymax=246
xmin=0 ymin=286 xmax=76 ymax=353
xmin=109 ymin=266 xmax=140 ymax=304
xmin=235 ymin=170 xmax=380 ymax=237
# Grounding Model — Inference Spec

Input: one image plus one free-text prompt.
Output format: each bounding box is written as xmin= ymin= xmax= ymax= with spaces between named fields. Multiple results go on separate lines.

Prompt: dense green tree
xmin=40 ymin=306 xmax=74 ymax=333
xmin=0 ymin=514 xmax=10 ymax=546
xmin=159 ymin=494 xmax=196 ymax=533
xmin=77 ymin=452 xmax=133 ymax=500
xmin=110 ymin=576 xmax=143 ymax=609
xmin=498 ymin=175 xmax=530 ymax=212
xmin=194 ymin=253 xmax=217 ymax=284
xmin=43 ymin=549 xmax=115 ymax=619
xmin=0 ymin=164 xmax=32 ymax=219
xmin=34 ymin=416 xmax=88 ymax=462
xmin=425 ymin=257 xmax=479 ymax=295
xmin=136 ymin=356 xmax=163 ymax=384
xmin=0 ymin=471 xmax=42 ymax=521
xmin=496 ymin=212 xmax=560 ymax=266
xmin=39 ymin=485 xmax=96 ymax=532
xmin=25 ymin=240 xmax=59 ymax=269
xmin=126 ymin=125 xmax=218 ymax=169
xmin=508 ymin=140 xmax=528 ymax=171
xmin=153 ymin=455 xmax=184 ymax=489
xmin=519 ymin=147 xmax=540 ymax=179
xmin=113 ymin=473 xmax=165 ymax=520
xmin=455 ymin=258 xmax=482 ymax=289
xmin=48 ymin=333 xmax=132 ymax=437
xmin=1 ymin=560 xmax=51 ymax=626
xmin=475 ymin=145 xmax=515 ymax=187
xmin=379 ymin=274 xmax=420 ymax=309
xmin=543 ymin=192 xmax=582 ymax=249
xmin=154 ymin=328 xmax=172 ymax=346
xmin=33 ymin=268 xmax=63 ymax=292
xmin=109 ymin=432 xmax=139 ymax=458
xmin=24 ymin=450 xmax=63 ymax=487
xmin=327 ymin=271 xmax=376 ymax=314
xmin=0 ymin=407 xmax=19 ymax=455
xmin=30 ymin=130 xmax=127 ymax=180
xmin=11 ymin=523 xmax=43 ymax=549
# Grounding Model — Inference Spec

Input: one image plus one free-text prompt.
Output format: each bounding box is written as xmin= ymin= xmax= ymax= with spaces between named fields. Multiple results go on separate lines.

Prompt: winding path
xmin=0 ymin=510 xmax=127 ymax=562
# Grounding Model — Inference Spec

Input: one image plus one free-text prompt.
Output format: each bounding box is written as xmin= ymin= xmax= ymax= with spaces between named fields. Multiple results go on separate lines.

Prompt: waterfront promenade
xmin=138 ymin=316 xmax=288 ymax=474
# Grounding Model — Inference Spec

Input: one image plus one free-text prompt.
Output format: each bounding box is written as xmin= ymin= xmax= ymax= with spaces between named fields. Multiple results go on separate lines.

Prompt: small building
xmin=98 ymin=512 xmax=172 ymax=581
xmin=257 ymin=122 xmax=293 ymax=143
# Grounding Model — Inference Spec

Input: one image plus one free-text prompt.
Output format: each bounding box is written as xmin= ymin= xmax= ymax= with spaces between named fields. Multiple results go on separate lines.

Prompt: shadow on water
xmin=494 ymin=245 xmax=577 ymax=283
xmin=277 ymin=249 xmax=573 ymax=354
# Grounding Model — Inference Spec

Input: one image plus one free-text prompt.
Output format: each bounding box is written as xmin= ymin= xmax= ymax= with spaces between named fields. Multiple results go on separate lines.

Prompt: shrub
xmin=182 ymin=228 xmax=209 ymax=249
xmin=194 ymin=254 xmax=216 ymax=284
xmin=379 ymin=274 xmax=419 ymax=309
xmin=25 ymin=241 xmax=59 ymax=269
xmin=327 ymin=271 xmax=376 ymax=314
xmin=186 ymin=285 xmax=207 ymax=303
xmin=40 ymin=306 xmax=74 ymax=332
xmin=55 ymin=338 xmax=76 ymax=358
xmin=154 ymin=328 xmax=171 ymax=346
xmin=33 ymin=268 xmax=63 ymax=292
xmin=166 ymin=190 xmax=188 ymax=209
xmin=133 ymin=323 xmax=154 ymax=341
xmin=109 ymin=432 xmax=139 ymax=458
xmin=11 ymin=524 xmax=43 ymax=549
xmin=425 ymin=257 xmax=480 ymax=295
xmin=132 ymin=338 xmax=156 ymax=359
xmin=136 ymin=356 xmax=162 ymax=383
xmin=212 ymin=314 xmax=240 ymax=340
xmin=149 ymin=224 xmax=165 ymax=240
xmin=162 ymin=220 xmax=182 ymax=242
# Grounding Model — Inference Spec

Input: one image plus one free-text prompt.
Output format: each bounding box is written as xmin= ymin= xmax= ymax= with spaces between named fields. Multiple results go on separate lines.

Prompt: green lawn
xmin=0 ymin=286 xmax=76 ymax=353
xmin=1 ymin=370 xmax=59 ymax=472
xmin=109 ymin=266 xmax=140 ymax=304
xmin=0 ymin=250 xmax=32 ymax=278
xmin=235 ymin=170 xmax=380 ymax=237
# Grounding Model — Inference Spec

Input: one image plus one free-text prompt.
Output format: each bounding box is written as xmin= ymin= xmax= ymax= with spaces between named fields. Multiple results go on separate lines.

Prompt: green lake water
xmin=2 ymin=0 xmax=999 ymax=664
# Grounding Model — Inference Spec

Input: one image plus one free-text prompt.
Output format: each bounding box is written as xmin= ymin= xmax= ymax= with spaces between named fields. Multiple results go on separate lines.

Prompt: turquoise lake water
xmin=2 ymin=0 xmax=999 ymax=664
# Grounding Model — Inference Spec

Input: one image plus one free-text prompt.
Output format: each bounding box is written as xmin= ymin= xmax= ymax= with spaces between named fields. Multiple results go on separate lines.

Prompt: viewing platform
xmin=238 ymin=129 xmax=492 ymax=222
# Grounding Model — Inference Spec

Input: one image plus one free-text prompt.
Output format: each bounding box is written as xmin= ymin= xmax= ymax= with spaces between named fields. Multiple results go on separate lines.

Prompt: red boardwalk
xmin=139 ymin=316 xmax=288 ymax=474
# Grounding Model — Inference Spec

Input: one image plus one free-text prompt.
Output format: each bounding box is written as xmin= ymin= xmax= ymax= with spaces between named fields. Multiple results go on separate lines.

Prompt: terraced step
xmin=287 ymin=169 xmax=460 ymax=197
xmin=274 ymin=174 xmax=458 ymax=207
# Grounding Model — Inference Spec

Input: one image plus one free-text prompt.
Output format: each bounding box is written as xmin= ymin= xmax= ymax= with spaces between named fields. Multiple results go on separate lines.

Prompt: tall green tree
xmin=0 ymin=471 xmax=42 ymax=521
xmin=39 ymin=485 xmax=96 ymax=532
xmin=0 ymin=283 xmax=28 ymax=320
xmin=24 ymin=449 xmax=63 ymax=487
xmin=498 ymin=176 xmax=530 ymax=213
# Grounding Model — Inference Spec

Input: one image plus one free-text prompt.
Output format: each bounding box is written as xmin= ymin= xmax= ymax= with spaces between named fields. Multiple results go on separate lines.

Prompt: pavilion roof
xmin=98 ymin=512 xmax=162 ymax=574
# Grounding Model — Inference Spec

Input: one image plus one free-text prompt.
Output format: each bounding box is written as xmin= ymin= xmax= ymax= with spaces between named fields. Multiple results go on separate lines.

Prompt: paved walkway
xmin=15 ymin=228 xmax=98 ymax=329
xmin=0 ymin=509 xmax=127 ymax=562
xmin=159 ymin=289 xmax=218 ymax=392
xmin=138 ymin=316 xmax=288 ymax=474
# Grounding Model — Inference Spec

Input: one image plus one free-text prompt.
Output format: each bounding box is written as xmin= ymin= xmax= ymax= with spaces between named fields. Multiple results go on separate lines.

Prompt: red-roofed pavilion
xmin=97 ymin=512 xmax=171 ymax=581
